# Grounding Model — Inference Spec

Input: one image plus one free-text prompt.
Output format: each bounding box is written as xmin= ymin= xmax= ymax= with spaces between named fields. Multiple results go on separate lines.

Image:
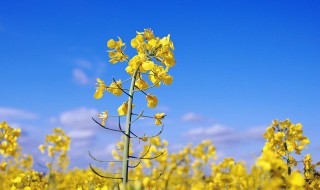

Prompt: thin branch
xmin=107 ymin=115 xmax=124 ymax=118
xmin=130 ymin=124 xmax=164 ymax=139
xmin=92 ymin=117 xmax=124 ymax=132
xmin=132 ymin=113 xmax=154 ymax=119
xmin=134 ymin=85 xmax=148 ymax=95
xmin=88 ymin=151 xmax=122 ymax=163
xmin=139 ymin=144 xmax=152 ymax=158
xmin=153 ymin=164 xmax=167 ymax=180
xmin=112 ymin=77 xmax=131 ymax=97
xmin=128 ymin=179 xmax=137 ymax=182
xmin=121 ymin=77 xmax=133 ymax=84
xmin=130 ymin=110 xmax=144 ymax=124
xmin=118 ymin=116 xmax=139 ymax=138
xmin=118 ymin=116 xmax=130 ymax=138
xmin=129 ymin=149 xmax=166 ymax=160
xmin=89 ymin=164 xmax=123 ymax=179
xmin=134 ymin=80 xmax=161 ymax=91
xmin=106 ymin=86 xmax=129 ymax=91
xmin=164 ymin=159 xmax=187 ymax=189
xmin=128 ymin=160 xmax=141 ymax=168
xmin=120 ymin=50 xmax=130 ymax=63
xmin=137 ymin=72 xmax=157 ymax=76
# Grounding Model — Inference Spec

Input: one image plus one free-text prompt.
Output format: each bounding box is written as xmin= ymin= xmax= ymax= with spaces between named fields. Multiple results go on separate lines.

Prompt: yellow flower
xmin=139 ymin=135 xmax=148 ymax=142
xmin=141 ymin=60 xmax=155 ymax=71
xmin=118 ymin=102 xmax=128 ymax=116
xmin=0 ymin=162 xmax=7 ymax=171
xmin=98 ymin=110 xmax=108 ymax=126
xmin=146 ymin=94 xmax=158 ymax=108
xmin=230 ymin=163 xmax=246 ymax=177
xmin=143 ymin=29 xmax=155 ymax=40
xmin=107 ymin=80 xmax=123 ymax=96
xmin=1 ymin=141 xmax=8 ymax=148
xmin=12 ymin=128 xmax=21 ymax=137
xmin=150 ymin=136 xmax=161 ymax=146
xmin=287 ymin=171 xmax=305 ymax=187
xmin=48 ymin=145 xmax=54 ymax=157
xmin=131 ymin=34 xmax=145 ymax=50
xmin=300 ymin=137 xmax=310 ymax=146
xmin=149 ymin=65 xmax=173 ymax=86
xmin=12 ymin=176 xmax=22 ymax=183
xmin=125 ymin=65 xmax=135 ymax=75
xmin=154 ymin=113 xmax=165 ymax=125
xmin=107 ymin=39 xmax=117 ymax=49
xmin=128 ymin=55 xmax=142 ymax=69
xmin=107 ymin=37 xmax=128 ymax=64
xmin=94 ymin=78 xmax=107 ymax=99
xmin=117 ymin=102 xmax=134 ymax=116
xmin=128 ymin=54 xmax=155 ymax=73
xmin=39 ymin=144 xmax=45 ymax=153
xmin=100 ymin=186 xmax=109 ymax=190
xmin=142 ymin=177 xmax=151 ymax=188
xmin=135 ymin=78 xmax=149 ymax=90
xmin=53 ymin=127 xmax=64 ymax=134
xmin=163 ymin=74 xmax=173 ymax=85
xmin=263 ymin=126 xmax=274 ymax=139
xmin=107 ymin=37 xmax=124 ymax=50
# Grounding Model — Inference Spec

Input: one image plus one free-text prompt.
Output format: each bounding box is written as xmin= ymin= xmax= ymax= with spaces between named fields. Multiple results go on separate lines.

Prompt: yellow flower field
xmin=1 ymin=120 xmax=320 ymax=189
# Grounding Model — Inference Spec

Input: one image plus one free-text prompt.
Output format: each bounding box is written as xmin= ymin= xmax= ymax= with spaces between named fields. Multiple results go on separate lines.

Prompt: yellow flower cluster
xmin=94 ymin=29 xmax=175 ymax=128
xmin=39 ymin=127 xmax=70 ymax=171
xmin=94 ymin=78 xmax=123 ymax=100
xmin=0 ymin=121 xmax=21 ymax=158
xmin=263 ymin=119 xmax=311 ymax=176
xmin=263 ymin=119 xmax=310 ymax=155
xmin=107 ymin=37 xmax=128 ymax=64
xmin=303 ymin=154 xmax=320 ymax=188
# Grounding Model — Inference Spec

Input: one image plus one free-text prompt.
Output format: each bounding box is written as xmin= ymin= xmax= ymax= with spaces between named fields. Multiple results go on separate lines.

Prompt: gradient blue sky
xmin=1 ymin=0 xmax=319 ymax=169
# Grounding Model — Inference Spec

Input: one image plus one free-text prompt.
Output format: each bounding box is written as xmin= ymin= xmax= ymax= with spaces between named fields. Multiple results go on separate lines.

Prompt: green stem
xmin=47 ymin=156 xmax=55 ymax=190
xmin=282 ymin=127 xmax=291 ymax=175
xmin=122 ymin=68 xmax=139 ymax=185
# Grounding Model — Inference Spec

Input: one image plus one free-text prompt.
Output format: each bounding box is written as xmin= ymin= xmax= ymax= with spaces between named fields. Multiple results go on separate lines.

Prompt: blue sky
xmin=1 ymin=0 xmax=320 ymax=169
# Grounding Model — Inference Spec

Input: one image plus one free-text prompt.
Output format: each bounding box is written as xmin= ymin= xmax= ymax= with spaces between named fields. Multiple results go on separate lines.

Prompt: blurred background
xmin=0 ymin=0 xmax=319 ymax=169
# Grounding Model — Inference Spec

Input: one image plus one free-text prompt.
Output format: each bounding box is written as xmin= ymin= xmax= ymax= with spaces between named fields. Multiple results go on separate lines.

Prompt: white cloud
xmin=56 ymin=107 xmax=101 ymax=160
xmin=0 ymin=107 xmax=38 ymax=120
xmin=246 ymin=126 xmax=266 ymax=139
xmin=71 ymin=140 xmax=93 ymax=150
xmin=72 ymin=58 xmax=108 ymax=88
xmin=105 ymin=143 xmax=117 ymax=153
xmin=73 ymin=68 xmax=90 ymax=85
xmin=68 ymin=130 xmax=95 ymax=140
xmin=183 ymin=124 xmax=265 ymax=144
xmin=49 ymin=116 xmax=57 ymax=123
xmin=182 ymin=112 xmax=204 ymax=122
xmin=59 ymin=107 xmax=98 ymax=129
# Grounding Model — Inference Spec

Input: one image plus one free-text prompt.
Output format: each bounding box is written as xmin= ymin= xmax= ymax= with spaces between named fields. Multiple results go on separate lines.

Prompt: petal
xmin=94 ymin=89 xmax=104 ymax=99
xmin=142 ymin=61 xmax=155 ymax=71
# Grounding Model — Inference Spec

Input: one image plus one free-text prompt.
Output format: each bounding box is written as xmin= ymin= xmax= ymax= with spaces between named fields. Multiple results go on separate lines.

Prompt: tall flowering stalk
xmin=38 ymin=128 xmax=70 ymax=190
xmin=263 ymin=119 xmax=310 ymax=175
xmin=91 ymin=29 xmax=175 ymax=185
